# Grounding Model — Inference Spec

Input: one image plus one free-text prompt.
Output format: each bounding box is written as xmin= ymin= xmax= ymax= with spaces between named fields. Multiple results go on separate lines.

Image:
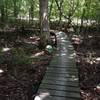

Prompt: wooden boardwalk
xmin=35 ymin=32 xmax=80 ymax=100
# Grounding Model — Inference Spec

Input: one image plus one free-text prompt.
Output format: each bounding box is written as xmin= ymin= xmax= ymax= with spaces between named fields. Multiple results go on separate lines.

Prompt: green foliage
xmin=0 ymin=0 xmax=100 ymax=26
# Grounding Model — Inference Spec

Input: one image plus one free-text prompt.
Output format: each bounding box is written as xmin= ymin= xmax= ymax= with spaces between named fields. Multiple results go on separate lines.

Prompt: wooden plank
xmin=45 ymin=72 xmax=78 ymax=78
xmin=47 ymin=67 xmax=77 ymax=72
xmin=38 ymin=89 xmax=80 ymax=99
xmin=45 ymin=71 xmax=78 ymax=77
xmin=42 ymin=80 xmax=79 ymax=87
xmin=35 ymin=95 xmax=80 ymax=100
xmin=50 ymin=62 xmax=76 ymax=67
xmin=49 ymin=65 xmax=77 ymax=69
xmin=40 ymin=84 xmax=80 ymax=92
xmin=42 ymin=96 xmax=80 ymax=100
xmin=44 ymin=75 xmax=78 ymax=81
xmin=46 ymin=70 xmax=78 ymax=75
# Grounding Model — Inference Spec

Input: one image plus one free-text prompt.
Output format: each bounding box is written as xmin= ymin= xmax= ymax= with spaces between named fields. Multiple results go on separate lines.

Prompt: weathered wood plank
xmin=45 ymin=72 xmax=78 ymax=78
xmin=38 ymin=89 xmax=80 ymax=98
xmin=42 ymin=79 xmax=79 ymax=87
xmin=40 ymin=84 xmax=80 ymax=92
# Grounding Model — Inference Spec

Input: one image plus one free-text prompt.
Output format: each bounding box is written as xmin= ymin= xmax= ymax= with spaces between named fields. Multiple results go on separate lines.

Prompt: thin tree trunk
xmin=55 ymin=0 xmax=63 ymax=22
xmin=5 ymin=1 xmax=8 ymax=21
xmin=49 ymin=0 xmax=54 ymax=21
xmin=13 ymin=0 xmax=18 ymax=20
xmin=29 ymin=0 xmax=34 ymax=23
xmin=0 ymin=0 xmax=5 ymax=22
xmin=80 ymin=8 xmax=85 ymax=33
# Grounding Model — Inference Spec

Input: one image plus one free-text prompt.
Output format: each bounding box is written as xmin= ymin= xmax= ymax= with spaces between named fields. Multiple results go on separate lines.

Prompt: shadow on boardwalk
xmin=35 ymin=32 xmax=81 ymax=100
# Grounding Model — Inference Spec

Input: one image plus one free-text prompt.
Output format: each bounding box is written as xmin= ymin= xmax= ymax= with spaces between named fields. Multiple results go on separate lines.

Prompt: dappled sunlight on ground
xmin=95 ymin=57 xmax=100 ymax=61
xmin=2 ymin=47 xmax=11 ymax=52
xmin=30 ymin=51 xmax=45 ymax=58
xmin=62 ymin=39 xmax=68 ymax=43
xmin=61 ymin=53 xmax=67 ymax=56
xmin=34 ymin=92 xmax=50 ymax=100
xmin=0 ymin=69 xmax=4 ymax=74
xmin=68 ymin=53 xmax=76 ymax=59
xmin=70 ymin=53 xmax=76 ymax=57
xmin=68 ymin=45 xmax=73 ymax=48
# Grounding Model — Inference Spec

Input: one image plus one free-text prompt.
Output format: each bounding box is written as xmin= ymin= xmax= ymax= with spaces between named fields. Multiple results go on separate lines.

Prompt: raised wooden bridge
xmin=35 ymin=32 xmax=81 ymax=100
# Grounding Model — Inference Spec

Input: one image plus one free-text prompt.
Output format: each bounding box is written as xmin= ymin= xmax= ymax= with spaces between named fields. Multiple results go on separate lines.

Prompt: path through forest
xmin=35 ymin=32 xmax=81 ymax=100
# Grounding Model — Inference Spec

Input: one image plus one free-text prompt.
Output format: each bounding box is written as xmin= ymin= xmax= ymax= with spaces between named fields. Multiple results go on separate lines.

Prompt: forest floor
xmin=70 ymin=34 xmax=100 ymax=100
xmin=0 ymin=32 xmax=53 ymax=99
xmin=1 ymin=24 xmax=100 ymax=100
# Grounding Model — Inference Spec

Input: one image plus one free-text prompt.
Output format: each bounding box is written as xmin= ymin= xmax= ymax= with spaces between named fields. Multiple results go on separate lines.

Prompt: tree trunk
xmin=39 ymin=0 xmax=50 ymax=48
xmin=29 ymin=0 xmax=34 ymax=23
xmin=13 ymin=0 xmax=18 ymax=19
xmin=80 ymin=8 xmax=85 ymax=33
xmin=0 ymin=0 xmax=5 ymax=22
xmin=49 ymin=0 xmax=54 ymax=21
xmin=5 ymin=1 xmax=8 ymax=21
xmin=55 ymin=0 xmax=63 ymax=22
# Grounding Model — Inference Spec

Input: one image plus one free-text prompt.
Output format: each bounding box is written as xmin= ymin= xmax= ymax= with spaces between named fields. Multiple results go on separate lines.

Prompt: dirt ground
xmin=0 ymin=33 xmax=53 ymax=100
xmin=71 ymin=35 xmax=100 ymax=100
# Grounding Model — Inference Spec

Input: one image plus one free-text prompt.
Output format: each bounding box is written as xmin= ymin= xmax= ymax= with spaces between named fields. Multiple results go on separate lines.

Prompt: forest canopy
xmin=0 ymin=0 xmax=100 ymax=25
